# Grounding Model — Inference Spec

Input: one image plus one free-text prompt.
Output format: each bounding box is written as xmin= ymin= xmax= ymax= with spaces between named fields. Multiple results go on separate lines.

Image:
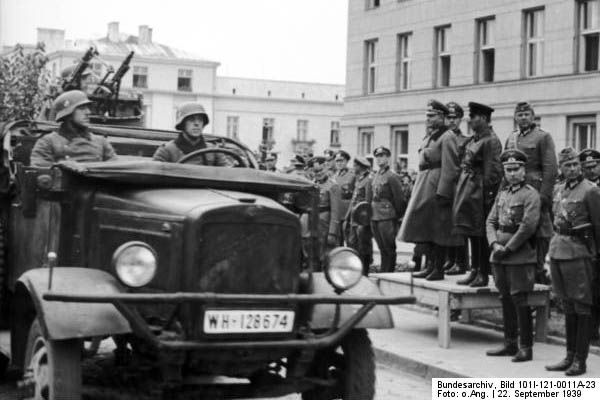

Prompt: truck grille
xmin=193 ymin=222 xmax=301 ymax=294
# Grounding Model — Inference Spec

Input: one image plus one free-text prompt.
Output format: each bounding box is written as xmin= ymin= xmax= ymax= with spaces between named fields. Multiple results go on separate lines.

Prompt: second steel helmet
xmin=175 ymin=102 xmax=210 ymax=131
xmin=52 ymin=90 xmax=92 ymax=122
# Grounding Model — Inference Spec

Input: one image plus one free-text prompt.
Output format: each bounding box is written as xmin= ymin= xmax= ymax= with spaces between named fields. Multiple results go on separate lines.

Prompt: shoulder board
xmin=524 ymin=184 xmax=535 ymax=191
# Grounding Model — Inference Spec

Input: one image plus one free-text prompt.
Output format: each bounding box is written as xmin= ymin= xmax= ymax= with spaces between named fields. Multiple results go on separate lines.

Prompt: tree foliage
xmin=0 ymin=42 xmax=51 ymax=121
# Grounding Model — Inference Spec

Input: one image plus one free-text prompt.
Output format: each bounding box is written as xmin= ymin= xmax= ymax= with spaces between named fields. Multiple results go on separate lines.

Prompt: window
xmin=397 ymin=33 xmax=412 ymax=90
xmin=133 ymin=66 xmax=148 ymax=88
xmin=262 ymin=118 xmax=275 ymax=143
xmin=330 ymin=121 xmax=341 ymax=146
xmin=366 ymin=0 xmax=380 ymax=9
xmin=359 ymin=127 xmax=374 ymax=155
xmin=392 ymin=126 xmax=409 ymax=172
xmin=364 ymin=39 xmax=378 ymax=94
xmin=434 ymin=25 xmax=451 ymax=87
xmin=523 ymin=8 xmax=544 ymax=77
xmin=297 ymin=120 xmax=309 ymax=141
xmin=569 ymin=116 xmax=597 ymax=150
xmin=226 ymin=116 xmax=239 ymax=140
xmin=577 ymin=0 xmax=600 ymax=71
xmin=177 ymin=68 xmax=192 ymax=91
xmin=476 ymin=17 xmax=495 ymax=83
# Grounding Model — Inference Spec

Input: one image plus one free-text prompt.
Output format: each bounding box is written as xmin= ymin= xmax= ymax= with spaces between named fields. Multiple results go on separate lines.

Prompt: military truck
xmin=0 ymin=119 xmax=413 ymax=400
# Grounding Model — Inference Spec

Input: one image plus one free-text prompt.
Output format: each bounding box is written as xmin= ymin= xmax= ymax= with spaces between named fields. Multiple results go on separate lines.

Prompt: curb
xmin=374 ymin=346 xmax=468 ymax=379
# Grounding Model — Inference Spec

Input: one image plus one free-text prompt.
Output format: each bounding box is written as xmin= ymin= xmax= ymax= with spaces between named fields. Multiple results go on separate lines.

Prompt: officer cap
xmin=578 ymin=148 xmax=600 ymax=167
xmin=373 ymin=146 xmax=391 ymax=157
xmin=558 ymin=147 xmax=579 ymax=165
xmin=468 ymin=102 xmax=494 ymax=119
xmin=500 ymin=149 xmax=528 ymax=166
xmin=323 ymin=149 xmax=335 ymax=161
xmin=446 ymin=102 xmax=464 ymax=118
xmin=335 ymin=150 xmax=350 ymax=161
xmin=350 ymin=201 xmax=372 ymax=226
xmin=307 ymin=156 xmax=327 ymax=168
xmin=354 ymin=156 xmax=371 ymax=169
xmin=291 ymin=154 xmax=305 ymax=167
xmin=175 ymin=102 xmax=210 ymax=131
xmin=514 ymin=101 xmax=534 ymax=114
xmin=426 ymin=99 xmax=449 ymax=116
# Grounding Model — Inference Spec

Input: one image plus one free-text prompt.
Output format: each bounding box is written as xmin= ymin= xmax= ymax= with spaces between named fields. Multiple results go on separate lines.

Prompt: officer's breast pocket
xmin=509 ymin=202 xmax=524 ymax=223
xmin=521 ymin=144 xmax=537 ymax=159
xmin=564 ymin=200 xmax=584 ymax=218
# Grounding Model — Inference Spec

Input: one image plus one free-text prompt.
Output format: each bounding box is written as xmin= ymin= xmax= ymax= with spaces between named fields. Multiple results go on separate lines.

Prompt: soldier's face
xmin=446 ymin=116 xmax=461 ymax=130
xmin=375 ymin=154 xmax=389 ymax=168
xmin=71 ymin=105 xmax=90 ymax=128
xmin=583 ymin=162 xmax=600 ymax=180
xmin=335 ymin=157 xmax=348 ymax=170
xmin=312 ymin=162 xmax=327 ymax=180
xmin=183 ymin=115 xmax=205 ymax=138
xmin=515 ymin=110 xmax=535 ymax=129
xmin=561 ymin=159 xmax=582 ymax=181
xmin=504 ymin=164 xmax=526 ymax=185
xmin=426 ymin=112 xmax=444 ymax=129
xmin=468 ymin=114 xmax=487 ymax=132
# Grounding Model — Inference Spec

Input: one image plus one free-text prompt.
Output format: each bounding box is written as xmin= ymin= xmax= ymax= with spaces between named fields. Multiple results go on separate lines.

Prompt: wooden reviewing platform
xmin=372 ymin=272 xmax=551 ymax=349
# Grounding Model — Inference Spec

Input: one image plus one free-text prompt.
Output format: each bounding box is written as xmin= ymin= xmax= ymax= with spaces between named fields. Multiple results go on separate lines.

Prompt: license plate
xmin=203 ymin=310 xmax=295 ymax=334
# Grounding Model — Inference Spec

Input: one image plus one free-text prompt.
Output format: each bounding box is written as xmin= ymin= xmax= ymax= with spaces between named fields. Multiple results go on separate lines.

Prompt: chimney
xmin=36 ymin=28 xmax=65 ymax=53
xmin=107 ymin=21 xmax=119 ymax=42
xmin=138 ymin=25 xmax=152 ymax=44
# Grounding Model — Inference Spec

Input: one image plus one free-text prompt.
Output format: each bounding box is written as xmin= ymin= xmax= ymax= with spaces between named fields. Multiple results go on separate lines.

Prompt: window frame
xmin=522 ymin=7 xmax=545 ymax=78
xmin=262 ymin=118 xmax=275 ymax=143
xmin=396 ymin=32 xmax=413 ymax=91
xmin=330 ymin=121 xmax=341 ymax=147
xmin=177 ymin=68 xmax=193 ymax=92
xmin=132 ymin=65 xmax=148 ymax=89
xmin=391 ymin=126 xmax=409 ymax=171
xmin=364 ymin=39 xmax=378 ymax=94
xmin=475 ymin=17 xmax=496 ymax=83
xmin=434 ymin=25 xmax=452 ymax=87
xmin=576 ymin=0 xmax=600 ymax=72
xmin=296 ymin=119 xmax=309 ymax=141
xmin=226 ymin=116 xmax=239 ymax=140
xmin=358 ymin=127 xmax=374 ymax=156
xmin=568 ymin=115 xmax=597 ymax=151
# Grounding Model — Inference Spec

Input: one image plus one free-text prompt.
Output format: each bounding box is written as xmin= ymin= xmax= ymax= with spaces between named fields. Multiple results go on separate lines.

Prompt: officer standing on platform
xmin=486 ymin=149 xmax=540 ymax=362
xmin=302 ymin=156 xmax=343 ymax=261
xmin=324 ymin=150 xmax=337 ymax=177
xmin=453 ymin=102 xmax=503 ymax=287
xmin=505 ymin=102 xmax=558 ymax=284
xmin=401 ymin=100 xmax=462 ymax=281
xmin=371 ymin=146 xmax=405 ymax=273
xmin=444 ymin=101 xmax=471 ymax=275
xmin=545 ymin=148 xmax=600 ymax=376
xmin=579 ymin=148 xmax=600 ymax=342
xmin=345 ymin=156 xmax=373 ymax=274
xmin=333 ymin=150 xmax=356 ymax=245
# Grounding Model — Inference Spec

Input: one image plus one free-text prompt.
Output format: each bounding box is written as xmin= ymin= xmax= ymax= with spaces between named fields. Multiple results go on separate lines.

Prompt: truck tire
xmin=24 ymin=318 xmax=82 ymax=400
xmin=302 ymin=329 xmax=375 ymax=400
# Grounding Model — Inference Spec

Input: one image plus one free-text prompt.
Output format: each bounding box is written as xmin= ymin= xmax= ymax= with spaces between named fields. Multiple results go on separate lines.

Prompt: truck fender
xmin=15 ymin=267 xmax=131 ymax=341
xmin=309 ymin=272 xmax=394 ymax=330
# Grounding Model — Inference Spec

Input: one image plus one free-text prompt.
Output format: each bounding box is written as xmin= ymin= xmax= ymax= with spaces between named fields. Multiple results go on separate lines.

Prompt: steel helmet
xmin=53 ymin=90 xmax=92 ymax=122
xmin=350 ymin=201 xmax=372 ymax=226
xmin=175 ymin=102 xmax=210 ymax=131
xmin=60 ymin=65 xmax=93 ymax=80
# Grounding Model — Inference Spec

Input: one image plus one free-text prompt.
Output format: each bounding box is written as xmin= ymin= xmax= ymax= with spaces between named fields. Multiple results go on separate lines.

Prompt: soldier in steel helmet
xmin=486 ymin=149 xmax=540 ymax=362
xmin=333 ymin=150 xmax=355 ymax=245
xmin=545 ymin=148 xmax=600 ymax=376
xmin=153 ymin=102 xmax=227 ymax=166
xmin=30 ymin=90 xmax=117 ymax=167
xmin=345 ymin=156 xmax=373 ymax=274
xmin=579 ymin=148 xmax=600 ymax=343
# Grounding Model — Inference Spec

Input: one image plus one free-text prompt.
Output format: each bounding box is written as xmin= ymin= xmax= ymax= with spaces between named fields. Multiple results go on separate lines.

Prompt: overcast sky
xmin=0 ymin=0 xmax=348 ymax=84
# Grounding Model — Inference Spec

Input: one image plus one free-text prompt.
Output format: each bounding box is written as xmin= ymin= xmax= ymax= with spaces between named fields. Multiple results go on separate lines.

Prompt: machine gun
xmin=61 ymin=46 xmax=99 ymax=91
xmin=93 ymin=51 xmax=134 ymax=99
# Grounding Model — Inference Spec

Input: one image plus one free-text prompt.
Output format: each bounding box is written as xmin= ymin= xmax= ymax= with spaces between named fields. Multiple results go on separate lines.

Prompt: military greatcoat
xmin=505 ymin=125 xmax=558 ymax=237
xmin=399 ymin=126 xmax=461 ymax=246
xmin=453 ymin=128 xmax=503 ymax=237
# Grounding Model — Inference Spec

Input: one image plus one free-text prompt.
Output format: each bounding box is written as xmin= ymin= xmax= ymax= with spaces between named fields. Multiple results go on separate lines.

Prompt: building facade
xmin=38 ymin=23 xmax=344 ymax=167
xmin=344 ymin=0 xmax=600 ymax=169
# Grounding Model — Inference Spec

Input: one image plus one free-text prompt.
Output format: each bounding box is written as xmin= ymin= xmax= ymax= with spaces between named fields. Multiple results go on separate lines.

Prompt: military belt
xmin=498 ymin=225 xmax=518 ymax=234
xmin=554 ymin=226 xmax=574 ymax=236
xmin=419 ymin=161 xmax=442 ymax=171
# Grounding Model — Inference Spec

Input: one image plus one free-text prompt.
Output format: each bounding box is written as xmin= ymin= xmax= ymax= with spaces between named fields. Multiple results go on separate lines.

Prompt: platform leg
xmin=438 ymin=291 xmax=451 ymax=348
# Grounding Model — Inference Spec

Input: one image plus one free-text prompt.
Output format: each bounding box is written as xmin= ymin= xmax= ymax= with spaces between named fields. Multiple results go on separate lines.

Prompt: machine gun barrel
xmin=107 ymin=51 xmax=134 ymax=95
xmin=62 ymin=46 xmax=98 ymax=91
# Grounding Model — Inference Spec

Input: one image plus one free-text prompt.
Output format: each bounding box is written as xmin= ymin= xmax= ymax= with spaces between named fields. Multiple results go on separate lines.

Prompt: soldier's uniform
xmin=545 ymin=148 xmax=600 ymax=376
xmin=486 ymin=149 xmax=540 ymax=362
xmin=345 ymin=156 xmax=373 ymax=274
xmin=371 ymin=147 xmax=405 ymax=273
xmin=505 ymin=102 xmax=558 ymax=283
xmin=333 ymin=151 xmax=356 ymax=244
xmin=580 ymin=148 xmax=600 ymax=342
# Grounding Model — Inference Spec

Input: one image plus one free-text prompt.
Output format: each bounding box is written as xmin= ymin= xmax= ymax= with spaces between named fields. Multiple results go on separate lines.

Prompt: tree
xmin=0 ymin=42 xmax=51 ymax=122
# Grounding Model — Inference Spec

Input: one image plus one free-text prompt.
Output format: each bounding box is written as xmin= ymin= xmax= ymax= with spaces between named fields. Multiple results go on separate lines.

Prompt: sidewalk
xmin=369 ymin=305 xmax=600 ymax=379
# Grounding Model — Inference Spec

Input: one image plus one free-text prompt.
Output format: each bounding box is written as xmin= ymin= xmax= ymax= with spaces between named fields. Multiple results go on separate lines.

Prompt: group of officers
xmin=281 ymin=99 xmax=600 ymax=377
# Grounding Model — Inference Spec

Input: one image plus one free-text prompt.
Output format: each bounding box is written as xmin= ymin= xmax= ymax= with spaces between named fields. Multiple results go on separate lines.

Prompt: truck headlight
xmin=324 ymin=247 xmax=363 ymax=292
xmin=112 ymin=242 xmax=157 ymax=288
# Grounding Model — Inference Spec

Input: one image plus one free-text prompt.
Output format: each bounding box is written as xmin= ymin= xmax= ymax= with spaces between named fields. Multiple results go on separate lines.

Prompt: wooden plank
xmin=438 ymin=291 xmax=451 ymax=348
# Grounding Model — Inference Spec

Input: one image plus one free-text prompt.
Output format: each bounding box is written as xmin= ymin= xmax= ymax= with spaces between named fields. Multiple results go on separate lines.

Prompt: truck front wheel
xmin=24 ymin=318 xmax=82 ymax=400
xmin=302 ymin=328 xmax=375 ymax=400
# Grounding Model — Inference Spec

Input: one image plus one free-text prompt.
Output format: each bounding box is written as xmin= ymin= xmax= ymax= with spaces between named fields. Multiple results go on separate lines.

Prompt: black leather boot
xmin=411 ymin=253 xmax=422 ymax=272
xmin=442 ymin=246 xmax=455 ymax=271
xmin=446 ymin=262 xmax=467 ymax=275
xmin=457 ymin=267 xmax=477 ymax=285
xmin=426 ymin=248 xmax=445 ymax=281
xmin=469 ymin=270 xmax=489 ymax=287
xmin=470 ymin=238 xmax=490 ymax=287
xmin=566 ymin=315 xmax=590 ymax=376
xmin=546 ymin=313 xmax=577 ymax=371
xmin=513 ymin=306 xmax=533 ymax=362
xmin=413 ymin=254 xmax=434 ymax=278
xmin=487 ymin=340 xmax=518 ymax=356
xmin=512 ymin=347 xmax=532 ymax=362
